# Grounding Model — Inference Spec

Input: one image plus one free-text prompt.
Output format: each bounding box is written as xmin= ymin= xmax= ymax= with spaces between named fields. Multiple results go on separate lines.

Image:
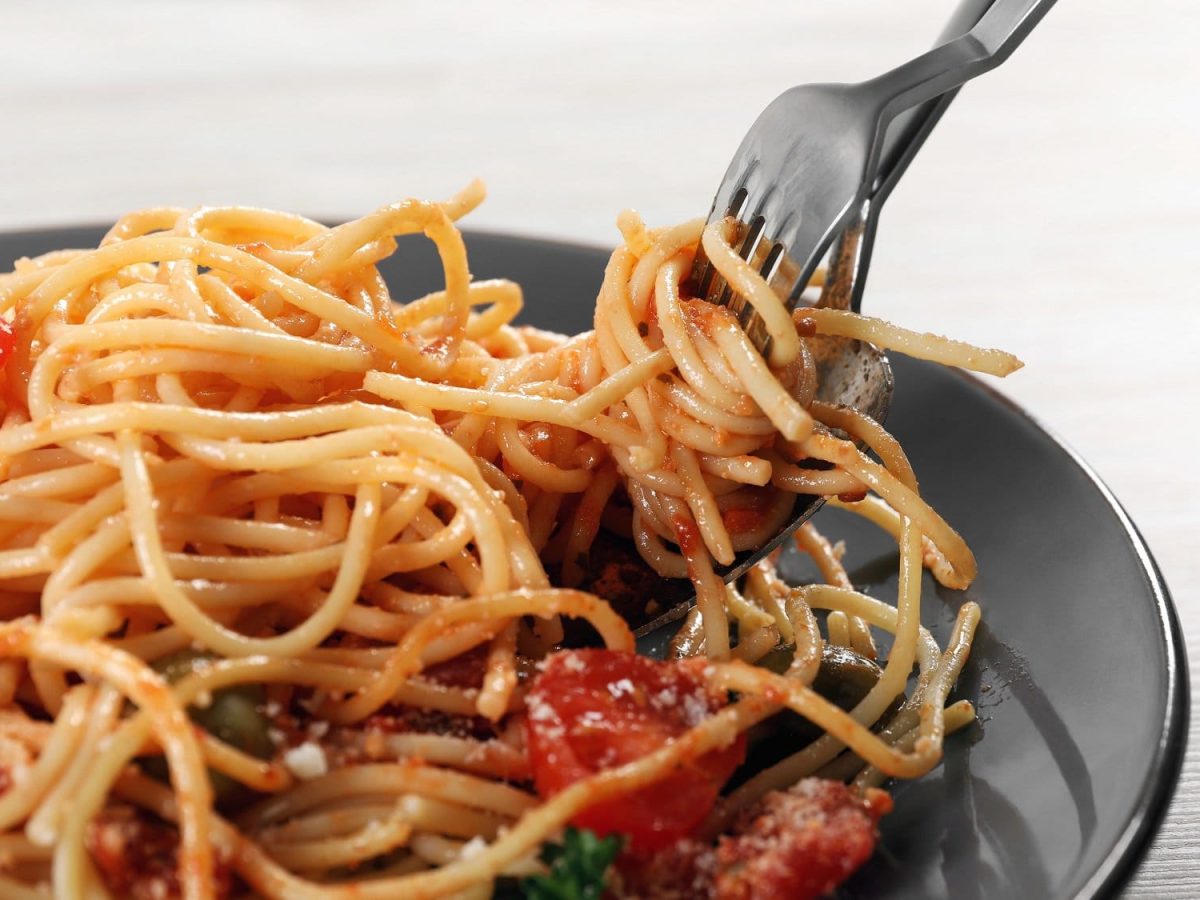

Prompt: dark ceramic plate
xmin=1 ymin=227 xmax=1188 ymax=899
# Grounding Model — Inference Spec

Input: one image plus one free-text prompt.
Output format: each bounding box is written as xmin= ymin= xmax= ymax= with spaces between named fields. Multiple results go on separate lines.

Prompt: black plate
xmin=1 ymin=227 xmax=1188 ymax=899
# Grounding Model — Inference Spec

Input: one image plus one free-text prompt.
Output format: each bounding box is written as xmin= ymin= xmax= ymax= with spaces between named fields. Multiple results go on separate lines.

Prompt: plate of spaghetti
xmin=0 ymin=184 xmax=1185 ymax=899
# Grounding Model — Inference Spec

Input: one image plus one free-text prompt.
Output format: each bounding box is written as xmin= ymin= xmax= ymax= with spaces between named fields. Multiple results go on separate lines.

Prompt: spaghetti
xmin=0 ymin=184 xmax=1020 ymax=899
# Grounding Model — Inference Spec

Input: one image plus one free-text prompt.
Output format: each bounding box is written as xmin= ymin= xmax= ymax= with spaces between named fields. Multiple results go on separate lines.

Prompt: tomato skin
xmin=524 ymin=649 xmax=745 ymax=852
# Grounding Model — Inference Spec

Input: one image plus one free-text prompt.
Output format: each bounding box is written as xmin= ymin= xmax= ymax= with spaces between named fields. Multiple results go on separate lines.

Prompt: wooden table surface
xmin=3 ymin=1 xmax=1197 ymax=894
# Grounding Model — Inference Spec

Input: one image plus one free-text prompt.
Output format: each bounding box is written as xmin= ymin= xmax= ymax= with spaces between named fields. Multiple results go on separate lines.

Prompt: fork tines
xmin=692 ymin=184 xmax=804 ymax=362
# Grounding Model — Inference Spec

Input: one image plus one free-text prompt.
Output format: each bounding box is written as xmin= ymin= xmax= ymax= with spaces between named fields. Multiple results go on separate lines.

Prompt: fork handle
xmin=838 ymin=0 xmax=1057 ymax=312
xmin=861 ymin=0 xmax=1057 ymax=156
xmin=871 ymin=0 xmax=994 ymax=203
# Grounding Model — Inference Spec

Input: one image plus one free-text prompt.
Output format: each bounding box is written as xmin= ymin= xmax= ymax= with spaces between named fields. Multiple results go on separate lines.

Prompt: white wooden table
xmin=3 ymin=1 xmax=1197 ymax=894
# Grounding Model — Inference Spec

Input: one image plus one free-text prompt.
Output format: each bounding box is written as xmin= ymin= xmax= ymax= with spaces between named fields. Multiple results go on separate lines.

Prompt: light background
xmin=3 ymin=1 xmax=1197 ymax=893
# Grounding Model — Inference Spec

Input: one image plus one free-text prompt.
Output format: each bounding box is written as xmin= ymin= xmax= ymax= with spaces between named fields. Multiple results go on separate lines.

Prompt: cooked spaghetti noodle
xmin=0 ymin=184 xmax=1020 ymax=899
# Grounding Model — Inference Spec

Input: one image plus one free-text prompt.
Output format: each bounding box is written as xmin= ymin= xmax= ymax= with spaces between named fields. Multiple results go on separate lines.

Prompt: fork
xmin=634 ymin=0 xmax=1058 ymax=639
xmin=694 ymin=0 xmax=1058 ymax=357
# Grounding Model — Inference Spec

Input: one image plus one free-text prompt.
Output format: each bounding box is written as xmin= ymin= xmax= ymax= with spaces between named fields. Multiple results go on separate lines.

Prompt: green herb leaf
xmin=520 ymin=827 xmax=624 ymax=900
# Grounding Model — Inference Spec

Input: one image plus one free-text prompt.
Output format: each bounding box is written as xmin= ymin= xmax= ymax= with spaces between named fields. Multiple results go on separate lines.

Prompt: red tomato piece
xmin=0 ymin=319 xmax=14 ymax=371
xmin=710 ymin=778 xmax=892 ymax=900
xmin=613 ymin=778 xmax=892 ymax=899
xmin=524 ymin=648 xmax=745 ymax=852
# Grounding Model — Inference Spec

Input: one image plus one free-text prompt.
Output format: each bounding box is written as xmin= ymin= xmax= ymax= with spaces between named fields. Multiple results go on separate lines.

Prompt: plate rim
xmin=0 ymin=223 xmax=1189 ymax=899
xmin=938 ymin=365 xmax=1190 ymax=899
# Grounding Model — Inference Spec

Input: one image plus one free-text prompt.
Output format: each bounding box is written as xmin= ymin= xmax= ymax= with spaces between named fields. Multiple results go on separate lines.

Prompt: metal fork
xmin=694 ymin=0 xmax=1058 ymax=353
xmin=634 ymin=0 xmax=1057 ymax=639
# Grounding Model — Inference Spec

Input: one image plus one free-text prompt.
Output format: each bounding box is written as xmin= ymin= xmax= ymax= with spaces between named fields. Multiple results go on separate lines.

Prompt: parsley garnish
xmin=520 ymin=827 xmax=624 ymax=900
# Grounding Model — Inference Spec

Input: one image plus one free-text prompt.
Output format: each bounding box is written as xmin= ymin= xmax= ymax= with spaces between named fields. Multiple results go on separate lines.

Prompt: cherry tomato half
xmin=524 ymin=648 xmax=745 ymax=852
